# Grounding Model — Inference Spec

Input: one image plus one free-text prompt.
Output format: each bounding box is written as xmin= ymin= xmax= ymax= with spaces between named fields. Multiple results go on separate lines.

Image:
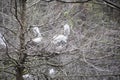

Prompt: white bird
xmin=23 ymin=74 xmax=33 ymax=79
xmin=64 ymin=24 xmax=70 ymax=37
xmin=49 ymin=68 xmax=55 ymax=75
xmin=0 ymin=33 xmax=6 ymax=46
xmin=32 ymin=27 xmax=42 ymax=43
xmin=49 ymin=68 xmax=56 ymax=78
xmin=53 ymin=35 xmax=67 ymax=44
xmin=52 ymin=24 xmax=70 ymax=48
xmin=32 ymin=27 xmax=41 ymax=37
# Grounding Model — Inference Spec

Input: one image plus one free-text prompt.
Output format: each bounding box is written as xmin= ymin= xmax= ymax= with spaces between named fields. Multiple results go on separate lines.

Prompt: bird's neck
xmin=37 ymin=33 xmax=42 ymax=37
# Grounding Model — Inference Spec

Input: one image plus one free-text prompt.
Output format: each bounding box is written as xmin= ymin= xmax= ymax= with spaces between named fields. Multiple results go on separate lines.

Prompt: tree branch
xmin=3 ymin=70 xmax=16 ymax=76
xmin=43 ymin=0 xmax=120 ymax=11
xmin=0 ymin=26 xmax=16 ymax=35
xmin=103 ymin=0 xmax=120 ymax=11
xmin=2 ymin=35 xmax=19 ymax=65
xmin=43 ymin=0 xmax=92 ymax=3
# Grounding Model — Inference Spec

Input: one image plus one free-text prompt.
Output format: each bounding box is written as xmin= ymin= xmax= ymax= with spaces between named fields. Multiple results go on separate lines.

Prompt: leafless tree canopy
xmin=0 ymin=0 xmax=120 ymax=80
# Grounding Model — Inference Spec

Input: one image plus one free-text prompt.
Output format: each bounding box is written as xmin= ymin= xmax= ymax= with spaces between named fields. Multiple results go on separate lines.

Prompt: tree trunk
xmin=16 ymin=0 xmax=27 ymax=80
xmin=16 ymin=67 xmax=24 ymax=80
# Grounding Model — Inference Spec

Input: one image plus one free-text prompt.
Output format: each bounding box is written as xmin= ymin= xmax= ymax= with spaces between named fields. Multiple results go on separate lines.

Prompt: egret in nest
xmin=52 ymin=24 xmax=70 ymax=49
xmin=32 ymin=26 xmax=42 ymax=43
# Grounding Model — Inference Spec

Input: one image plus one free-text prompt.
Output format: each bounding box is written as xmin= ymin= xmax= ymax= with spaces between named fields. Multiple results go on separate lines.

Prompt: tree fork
xmin=16 ymin=0 xmax=27 ymax=80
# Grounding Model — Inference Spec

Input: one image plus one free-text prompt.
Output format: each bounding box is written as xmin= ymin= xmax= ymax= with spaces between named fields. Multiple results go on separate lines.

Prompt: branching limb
xmin=43 ymin=0 xmax=120 ymax=11
xmin=3 ymin=70 xmax=16 ymax=76
xmin=82 ymin=52 xmax=110 ymax=72
xmin=103 ymin=0 xmax=120 ymax=11
xmin=0 ymin=64 xmax=15 ymax=70
xmin=43 ymin=0 xmax=92 ymax=3
xmin=27 ymin=0 xmax=41 ymax=9
xmin=0 ymin=25 xmax=16 ymax=35
xmin=2 ymin=35 xmax=19 ymax=65
xmin=10 ymin=0 xmax=23 ymax=28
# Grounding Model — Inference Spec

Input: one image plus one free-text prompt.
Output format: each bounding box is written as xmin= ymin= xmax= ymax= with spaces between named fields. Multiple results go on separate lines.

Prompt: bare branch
xmin=2 ymin=34 xmax=19 ymax=65
xmin=43 ymin=0 xmax=92 ymax=3
xmin=103 ymin=0 xmax=120 ymax=11
xmin=82 ymin=52 xmax=110 ymax=72
xmin=0 ymin=25 xmax=16 ymax=34
xmin=3 ymin=70 xmax=16 ymax=76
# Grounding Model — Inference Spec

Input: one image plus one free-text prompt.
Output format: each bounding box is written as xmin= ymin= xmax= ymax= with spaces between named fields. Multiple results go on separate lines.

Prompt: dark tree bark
xmin=16 ymin=67 xmax=24 ymax=80
xmin=15 ymin=0 xmax=27 ymax=80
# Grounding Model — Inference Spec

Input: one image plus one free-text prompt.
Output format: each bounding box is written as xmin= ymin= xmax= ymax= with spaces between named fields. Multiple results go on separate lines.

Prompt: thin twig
xmin=0 ymin=25 xmax=16 ymax=34
xmin=43 ymin=0 xmax=92 ymax=3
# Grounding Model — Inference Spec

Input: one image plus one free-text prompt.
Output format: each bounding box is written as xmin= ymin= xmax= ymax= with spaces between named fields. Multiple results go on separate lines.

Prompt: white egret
xmin=49 ymin=68 xmax=55 ymax=74
xmin=52 ymin=24 xmax=70 ymax=49
xmin=49 ymin=68 xmax=55 ymax=78
xmin=64 ymin=24 xmax=70 ymax=37
xmin=32 ymin=27 xmax=41 ymax=37
xmin=32 ymin=27 xmax=42 ymax=43
xmin=0 ymin=33 xmax=6 ymax=46
xmin=23 ymin=74 xmax=33 ymax=79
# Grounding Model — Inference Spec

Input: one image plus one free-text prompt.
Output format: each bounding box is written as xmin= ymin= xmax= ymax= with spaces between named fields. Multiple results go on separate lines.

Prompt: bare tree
xmin=0 ymin=0 xmax=120 ymax=80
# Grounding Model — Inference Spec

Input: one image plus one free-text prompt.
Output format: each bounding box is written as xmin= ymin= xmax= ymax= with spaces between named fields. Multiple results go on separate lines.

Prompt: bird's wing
xmin=64 ymin=24 xmax=70 ymax=36
xmin=0 ymin=34 xmax=6 ymax=46
xmin=32 ymin=37 xmax=42 ymax=43
xmin=33 ymin=27 xmax=42 ymax=36
xmin=53 ymin=35 xmax=67 ymax=44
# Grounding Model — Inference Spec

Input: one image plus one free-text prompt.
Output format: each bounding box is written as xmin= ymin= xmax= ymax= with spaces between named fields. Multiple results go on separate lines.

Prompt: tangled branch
xmin=43 ymin=0 xmax=120 ymax=11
